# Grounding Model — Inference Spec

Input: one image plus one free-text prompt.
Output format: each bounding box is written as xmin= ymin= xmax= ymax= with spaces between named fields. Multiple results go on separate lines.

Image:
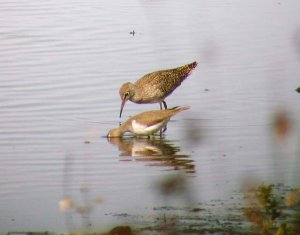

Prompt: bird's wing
xmin=131 ymin=115 xmax=167 ymax=129
xmin=132 ymin=119 xmax=165 ymax=133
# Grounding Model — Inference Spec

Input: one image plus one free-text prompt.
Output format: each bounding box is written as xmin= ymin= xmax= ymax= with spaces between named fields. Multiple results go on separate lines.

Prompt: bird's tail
xmin=188 ymin=61 xmax=198 ymax=70
xmin=183 ymin=61 xmax=197 ymax=77
xmin=170 ymin=106 xmax=190 ymax=113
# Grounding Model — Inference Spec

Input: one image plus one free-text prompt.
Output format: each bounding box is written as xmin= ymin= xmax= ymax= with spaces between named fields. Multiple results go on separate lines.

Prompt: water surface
xmin=1 ymin=0 xmax=300 ymax=232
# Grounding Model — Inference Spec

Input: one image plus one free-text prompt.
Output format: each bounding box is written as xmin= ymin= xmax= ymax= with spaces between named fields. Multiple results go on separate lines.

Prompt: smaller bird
xmin=107 ymin=106 xmax=189 ymax=138
xmin=119 ymin=61 xmax=197 ymax=118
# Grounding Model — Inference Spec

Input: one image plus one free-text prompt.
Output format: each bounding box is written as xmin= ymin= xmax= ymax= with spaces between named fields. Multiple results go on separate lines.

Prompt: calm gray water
xmin=1 ymin=0 xmax=300 ymax=232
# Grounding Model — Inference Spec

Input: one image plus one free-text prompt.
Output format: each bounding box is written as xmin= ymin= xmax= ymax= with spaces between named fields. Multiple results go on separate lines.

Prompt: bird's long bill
xmin=119 ymin=98 xmax=127 ymax=118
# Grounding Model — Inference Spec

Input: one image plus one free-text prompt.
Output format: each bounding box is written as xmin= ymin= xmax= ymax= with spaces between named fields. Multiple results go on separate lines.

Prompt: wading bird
xmin=108 ymin=106 xmax=189 ymax=137
xmin=119 ymin=62 xmax=197 ymax=118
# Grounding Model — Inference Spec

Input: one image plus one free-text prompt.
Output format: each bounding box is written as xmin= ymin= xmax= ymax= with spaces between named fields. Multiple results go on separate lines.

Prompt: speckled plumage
xmin=108 ymin=106 xmax=189 ymax=137
xmin=119 ymin=61 xmax=197 ymax=117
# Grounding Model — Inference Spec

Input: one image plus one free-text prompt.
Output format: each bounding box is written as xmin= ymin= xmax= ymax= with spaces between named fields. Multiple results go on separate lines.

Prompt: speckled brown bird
xmin=107 ymin=106 xmax=189 ymax=137
xmin=119 ymin=61 xmax=197 ymax=117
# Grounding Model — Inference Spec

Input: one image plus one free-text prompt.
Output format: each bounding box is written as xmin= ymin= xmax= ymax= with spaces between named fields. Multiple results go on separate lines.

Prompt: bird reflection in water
xmin=108 ymin=137 xmax=195 ymax=173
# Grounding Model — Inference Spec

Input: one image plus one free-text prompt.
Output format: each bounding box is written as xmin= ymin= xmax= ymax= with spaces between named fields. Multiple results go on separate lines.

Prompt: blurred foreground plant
xmin=244 ymin=184 xmax=300 ymax=235
xmin=286 ymin=188 xmax=300 ymax=234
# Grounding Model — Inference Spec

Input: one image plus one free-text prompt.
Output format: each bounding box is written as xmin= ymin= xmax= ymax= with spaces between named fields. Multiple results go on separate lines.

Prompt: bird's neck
xmin=117 ymin=123 xmax=129 ymax=136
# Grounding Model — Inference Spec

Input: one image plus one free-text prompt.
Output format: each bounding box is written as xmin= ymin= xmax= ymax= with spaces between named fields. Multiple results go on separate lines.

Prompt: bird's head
xmin=119 ymin=82 xmax=134 ymax=118
xmin=107 ymin=128 xmax=123 ymax=138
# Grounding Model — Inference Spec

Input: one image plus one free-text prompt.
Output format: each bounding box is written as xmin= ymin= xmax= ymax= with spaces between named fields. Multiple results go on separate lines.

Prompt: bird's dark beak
xmin=119 ymin=95 xmax=127 ymax=118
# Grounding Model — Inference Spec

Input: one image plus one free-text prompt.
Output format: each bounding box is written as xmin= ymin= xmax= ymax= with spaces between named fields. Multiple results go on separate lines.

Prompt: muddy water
xmin=0 ymin=0 xmax=300 ymax=232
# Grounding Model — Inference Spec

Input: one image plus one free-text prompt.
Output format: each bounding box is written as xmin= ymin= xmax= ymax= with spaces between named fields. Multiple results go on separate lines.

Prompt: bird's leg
xmin=159 ymin=129 xmax=163 ymax=137
xmin=159 ymin=102 xmax=163 ymax=110
xmin=161 ymin=101 xmax=168 ymax=133
xmin=162 ymin=101 xmax=167 ymax=109
xmin=159 ymin=124 xmax=167 ymax=136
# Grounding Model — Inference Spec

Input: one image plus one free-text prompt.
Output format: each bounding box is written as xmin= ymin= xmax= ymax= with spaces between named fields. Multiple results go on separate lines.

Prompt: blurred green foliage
xmin=244 ymin=184 xmax=300 ymax=235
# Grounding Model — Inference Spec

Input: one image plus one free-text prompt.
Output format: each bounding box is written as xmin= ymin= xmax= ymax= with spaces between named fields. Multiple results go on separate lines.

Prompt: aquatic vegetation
xmin=244 ymin=184 xmax=300 ymax=235
xmin=286 ymin=188 xmax=300 ymax=234
xmin=244 ymin=184 xmax=283 ymax=234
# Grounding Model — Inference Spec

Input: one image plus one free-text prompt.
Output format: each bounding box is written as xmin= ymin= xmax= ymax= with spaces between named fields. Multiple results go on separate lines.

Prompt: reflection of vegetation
xmin=244 ymin=184 xmax=300 ymax=235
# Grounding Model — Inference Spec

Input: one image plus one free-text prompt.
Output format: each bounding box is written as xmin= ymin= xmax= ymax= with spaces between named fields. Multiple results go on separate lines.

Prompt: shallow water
xmin=1 ymin=0 xmax=300 ymax=232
